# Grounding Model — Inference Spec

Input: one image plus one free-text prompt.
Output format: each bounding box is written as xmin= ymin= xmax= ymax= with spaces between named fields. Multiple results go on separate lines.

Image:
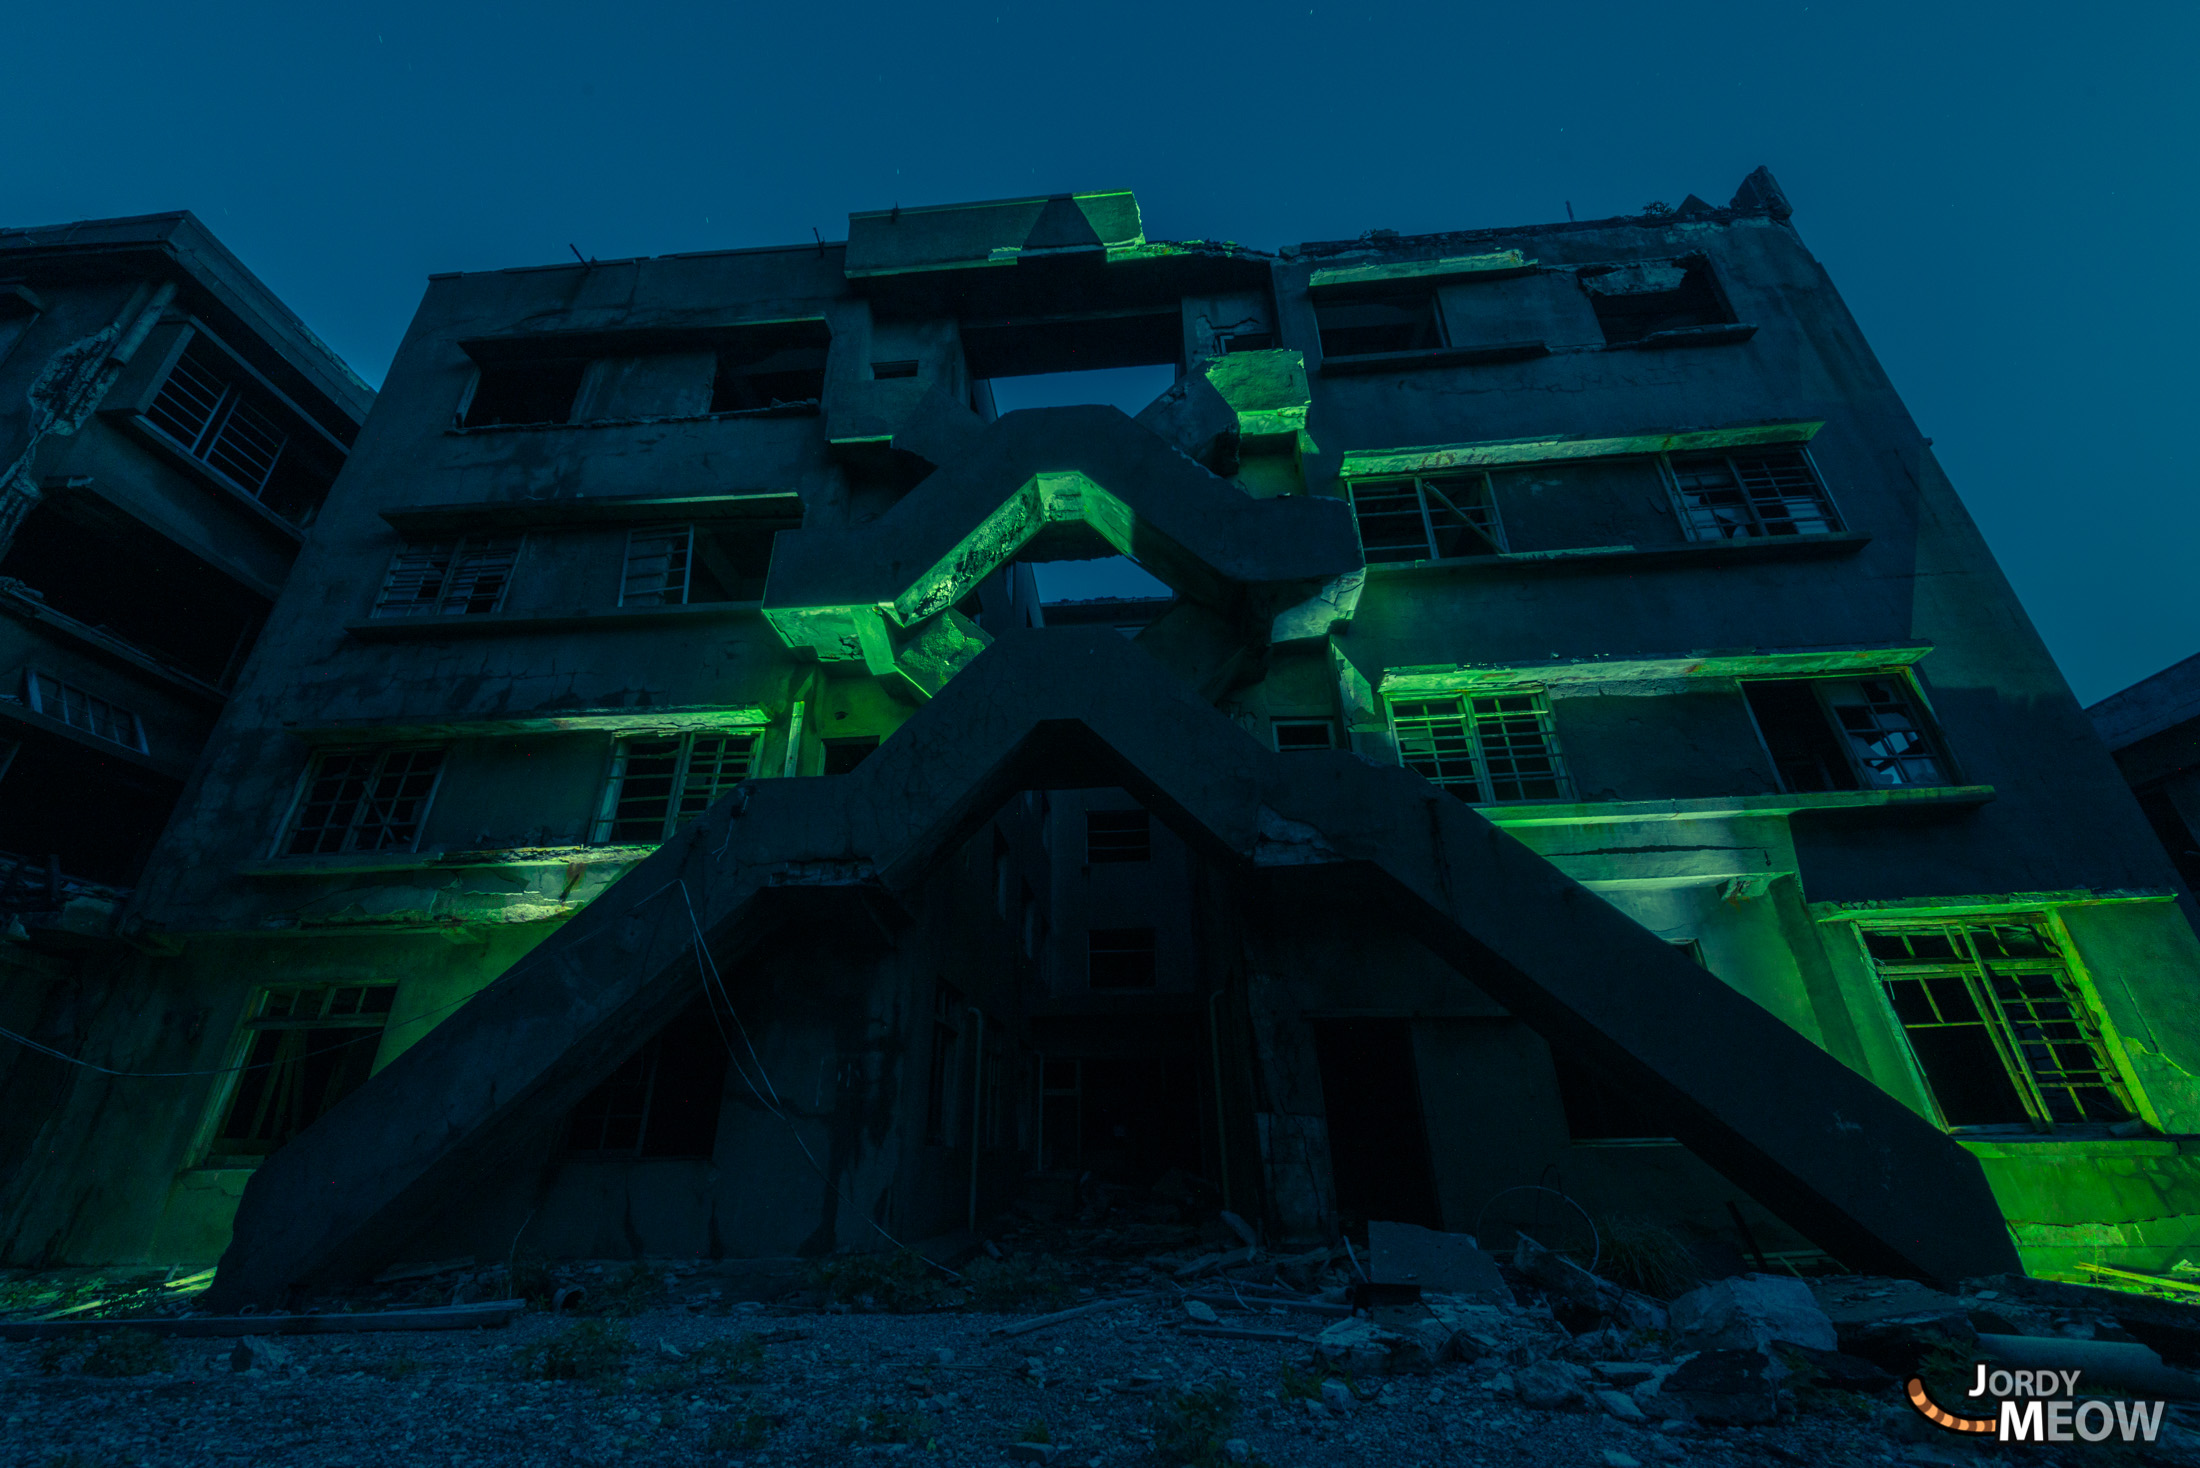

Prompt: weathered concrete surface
xmin=207 ymin=628 xmax=2018 ymax=1308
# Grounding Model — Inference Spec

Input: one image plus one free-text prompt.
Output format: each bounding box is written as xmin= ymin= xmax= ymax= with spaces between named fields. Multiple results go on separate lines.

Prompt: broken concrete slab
xmin=1656 ymin=1348 xmax=1783 ymax=1424
xmin=1368 ymin=1220 xmax=1510 ymax=1304
xmin=1515 ymin=1234 xmax=1666 ymax=1332
xmin=204 ymin=628 xmax=2021 ymax=1309
xmin=1668 ymin=1274 xmax=1835 ymax=1353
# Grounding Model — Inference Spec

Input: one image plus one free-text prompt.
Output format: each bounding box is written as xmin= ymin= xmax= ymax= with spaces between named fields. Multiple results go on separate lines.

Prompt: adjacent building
xmin=8 ymin=178 xmax=2199 ymax=1287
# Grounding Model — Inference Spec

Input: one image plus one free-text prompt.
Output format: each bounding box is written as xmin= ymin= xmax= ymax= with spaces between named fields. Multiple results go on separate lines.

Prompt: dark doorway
xmin=1039 ymin=1056 xmax=1202 ymax=1186
xmin=1314 ymin=1019 xmax=1440 ymax=1229
xmin=565 ymin=995 xmax=731 ymax=1158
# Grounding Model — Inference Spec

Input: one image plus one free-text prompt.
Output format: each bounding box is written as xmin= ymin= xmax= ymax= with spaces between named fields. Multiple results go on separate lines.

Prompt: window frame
xmin=591 ymin=730 xmax=758 ymax=846
xmin=202 ymin=984 xmax=398 ymax=1163
xmin=620 ymin=524 xmax=695 ymax=607
xmin=1312 ymin=285 xmax=1446 ymax=360
xmin=1741 ymin=671 xmax=1955 ymax=794
xmin=1386 ymin=688 xmax=1572 ymax=804
xmin=371 ymin=535 xmax=525 ymax=619
xmin=23 ymin=670 xmax=148 ymax=753
xmin=1659 ymin=446 xmax=1843 ymax=541
xmin=1856 ymin=917 xmax=2140 ymax=1134
xmin=1344 ymin=471 xmax=1507 ymax=563
xmin=277 ymin=745 xmax=449 ymax=857
xmin=1272 ymin=717 xmax=1340 ymax=754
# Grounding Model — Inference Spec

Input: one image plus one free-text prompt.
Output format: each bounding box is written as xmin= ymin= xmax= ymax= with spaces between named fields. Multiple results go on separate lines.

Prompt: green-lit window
xmin=593 ymin=732 xmax=756 ymax=845
xmin=1347 ymin=473 xmax=1504 ymax=563
xmin=209 ymin=985 xmax=396 ymax=1158
xmin=1864 ymin=922 xmax=2135 ymax=1131
xmin=1744 ymin=676 xmax=1948 ymax=792
xmin=1391 ymin=691 xmax=1568 ymax=803
xmin=1664 ymin=450 xmax=1840 ymax=540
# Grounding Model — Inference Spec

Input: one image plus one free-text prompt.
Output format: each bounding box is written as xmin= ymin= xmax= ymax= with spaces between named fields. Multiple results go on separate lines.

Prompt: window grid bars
xmin=283 ymin=747 xmax=447 ymax=855
xmin=372 ymin=537 xmax=523 ymax=618
xmin=144 ymin=339 xmax=290 ymax=496
xmin=1663 ymin=449 xmax=1841 ymax=541
xmin=1389 ymin=691 xmax=1569 ymax=803
xmin=1347 ymin=473 xmax=1505 ymax=563
xmin=1866 ymin=923 xmax=2135 ymax=1130
xmin=595 ymin=732 xmax=757 ymax=845
xmin=25 ymin=671 xmax=147 ymax=752
xmin=620 ymin=525 xmax=695 ymax=607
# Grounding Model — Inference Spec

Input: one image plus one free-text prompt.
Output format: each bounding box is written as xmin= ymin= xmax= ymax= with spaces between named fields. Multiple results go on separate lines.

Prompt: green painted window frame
xmin=592 ymin=731 xmax=757 ymax=845
xmin=1387 ymin=688 xmax=1570 ymax=804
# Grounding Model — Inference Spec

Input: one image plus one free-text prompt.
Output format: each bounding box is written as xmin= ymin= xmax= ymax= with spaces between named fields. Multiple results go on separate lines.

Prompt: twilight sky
xmin=5 ymin=1 xmax=2193 ymax=703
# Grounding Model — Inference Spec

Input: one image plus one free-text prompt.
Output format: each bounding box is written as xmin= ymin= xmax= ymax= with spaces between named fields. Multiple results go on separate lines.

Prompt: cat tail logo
xmin=1905 ymin=1378 xmax=1995 ymax=1435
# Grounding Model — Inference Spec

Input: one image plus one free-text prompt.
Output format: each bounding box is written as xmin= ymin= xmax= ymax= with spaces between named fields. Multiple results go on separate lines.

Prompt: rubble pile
xmin=9 ymin=1219 xmax=2200 ymax=1466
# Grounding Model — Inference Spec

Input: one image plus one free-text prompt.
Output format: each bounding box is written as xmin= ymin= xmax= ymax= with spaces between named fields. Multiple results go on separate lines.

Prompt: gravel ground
xmin=10 ymin=1285 xmax=2194 ymax=1468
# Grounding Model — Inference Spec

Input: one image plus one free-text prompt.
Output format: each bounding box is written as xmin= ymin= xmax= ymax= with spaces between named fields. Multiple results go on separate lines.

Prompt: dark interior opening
xmin=1585 ymin=257 xmax=1733 ymax=345
xmin=566 ymin=994 xmax=732 ymax=1158
xmin=2133 ymin=783 xmax=2200 ymax=890
xmin=687 ymin=523 xmax=790 ymax=603
xmin=712 ymin=321 xmax=832 ymax=412
xmin=821 ymin=736 xmax=881 ymax=775
xmin=960 ymin=309 xmax=1182 ymax=380
xmin=1314 ymin=290 xmax=1443 ymax=358
xmin=1039 ymin=1055 xmax=1202 ymax=1186
xmin=0 ymin=733 xmax=180 ymax=884
xmin=464 ymin=359 xmax=589 ymax=427
xmin=1313 ymin=1019 xmax=1441 ymax=1229
xmin=1550 ymin=1048 xmax=1662 ymax=1140
xmin=0 ymin=503 xmax=270 ymax=686
xmin=1087 ymin=927 xmax=1158 ymax=989
xmin=1085 ymin=808 xmax=1151 ymax=863
xmin=1743 ymin=680 xmax=1857 ymax=792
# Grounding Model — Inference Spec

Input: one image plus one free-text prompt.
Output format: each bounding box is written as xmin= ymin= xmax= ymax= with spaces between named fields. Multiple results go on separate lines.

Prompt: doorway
xmin=1313 ymin=1019 xmax=1441 ymax=1229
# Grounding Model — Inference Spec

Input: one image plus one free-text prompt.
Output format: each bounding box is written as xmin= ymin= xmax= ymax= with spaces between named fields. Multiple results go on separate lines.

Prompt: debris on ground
xmin=11 ymin=1206 xmax=2200 ymax=1464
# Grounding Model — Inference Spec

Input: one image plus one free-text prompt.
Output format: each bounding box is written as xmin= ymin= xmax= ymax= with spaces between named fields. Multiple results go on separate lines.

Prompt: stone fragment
xmin=1311 ymin=1316 xmax=1438 ymax=1375
xmin=1185 ymin=1300 xmax=1219 ymax=1323
xmin=1368 ymin=1220 xmax=1512 ymax=1304
xmin=1657 ymin=1348 xmax=1782 ymax=1425
xmin=1669 ymin=1274 xmax=1835 ymax=1352
xmin=1595 ymin=1388 xmax=1647 ymax=1421
xmin=1514 ymin=1235 xmax=1666 ymax=1332
xmin=1603 ymin=1452 xmax=1643 ymax=1468
xmin=1222 ymin=1440 xmax=1251 ymax=1464
xmin=1220 ymin=1212 xmax=1260 ymax=1249
xmin=1319 ymin=1380 xmax=1353 ymax=1413
xmin=1513 ymin=1361 xmax=1590 ymax=1411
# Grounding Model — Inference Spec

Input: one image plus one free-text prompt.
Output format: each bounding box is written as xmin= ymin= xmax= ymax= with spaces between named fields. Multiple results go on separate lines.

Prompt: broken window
xmin=209 ymin=985 xmax=396 ymax=1159
xmin=618 ymin=523 xmax=779 ymax=605
xmin=926 ymin=981 xmax=963 ymax=1144
xmin=1085 ymin=809 xmax=1151 ymax=863
xmin=1743 ymin=677 xmax=1947 ymax=792
xmin=710 ymin=325 xmax=829 ymax=413
xmin=1314 ymin=289 xmax=1443 ymax=358
xmin=1865 ymin=923 xmax=2136 ymax=1130
xmin=1273 ymin=718 xmax=1338 ymax=753
xmin=821 ymin=736 xmax=880 ymax=775
xmin=1087 ymin=927 xmax=1157 ymax=989
xmin=284 ymin=747 xmax=447 ymax=855
xmin=1665 ymin=450 xmax=1840 ymax=539
xmin=1346 ymin=473 xmax=1504 ymax=562
xmin=594 ymin=732 xmax=756 ymax=845
xmin=463 ymin=359 xmax=589 ymax=427
xmin=565 ymin=996 xmax=731 ymax=1158
xmin=23 ymin=671 xmax=147 ymax=753
xmin=1391 ymin=691 xmax=1569 ymax=803
xmin=1581 ymin=257 xmax=1733 ymax=345
xmin=372 ymin=536 xmax=522 ymax=618
xmin=141 ymin=333 xmax=342 ymax=524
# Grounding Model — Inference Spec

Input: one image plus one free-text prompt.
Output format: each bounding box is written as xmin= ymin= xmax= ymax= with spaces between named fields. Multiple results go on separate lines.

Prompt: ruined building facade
xmin=6 ymin=177 xmax=2198 ymax=1288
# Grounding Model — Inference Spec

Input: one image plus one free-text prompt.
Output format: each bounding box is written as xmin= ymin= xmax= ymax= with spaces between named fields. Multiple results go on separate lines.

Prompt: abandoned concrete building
xmin=5 ymin=173 xmax=2198 ymax=1300
xmin=2092 ymin=655 xmax=2200 ymax=895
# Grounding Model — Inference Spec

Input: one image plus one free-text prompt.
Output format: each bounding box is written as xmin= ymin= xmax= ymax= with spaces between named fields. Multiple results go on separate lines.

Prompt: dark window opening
xmin=1550 ymin=1047 xmax=1669 ymax=1142
xmin=711 ymin=324 xmax=830 ymax=413
xmin=1315 ymin=290 xmax=1442 ymax=358
xmin=463 ymin=359 xmax=589 ymax=428
xmin=1085 ymin=809 xmax=1151 ymax=863
xmin=2133 ymin=783 xmax=2200 ymax=891
xmin=1347 ymin=473 xmax=1503 ymax=561
xmin=1220 ymin=331 xmax=1276 ymax=353
xmin=1743 ymin=677 xmax=1947 ymax=793
xmin=0 ymin=735 xmax=179 ymax=885
xmin=1583 ymin=257 xmax=1733 ymax=345
xmin=1038 ymin=1055 xmax=1203 ymax=1185
xmin=1313 ymin=1020 xmax=1440 ymax=1229
xmin=565 ymin=995 xmax=732 ymax=1158
xmin=960 ymin=310 xmax=1182 ymax=381
xmin=620 ymin=522 xmax=788 ymax=605
xmin=822 ymin=736 xmax=880 ymax=775
xmin=211 ymin=985 xmax=396 ymax=1158
xmin=1274 ymin=719 xmax=1338 ymax=753
xmin=285 ymin=746 xmax=446 ymax=855
xmin=1087 ymin=927 xmax=1157 ymax=989
xmin=1866 ymin=924 xmax=2134 ymax=1130
xmin=0 ymin=502 xmax=271 ymax=685
xmin=871 ymin=359 xmax=920 ymax=379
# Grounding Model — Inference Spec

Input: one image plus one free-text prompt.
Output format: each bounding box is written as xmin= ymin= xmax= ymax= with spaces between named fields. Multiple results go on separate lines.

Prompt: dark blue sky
xmin=7 ymin=2 xmax=2192 ymax=702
